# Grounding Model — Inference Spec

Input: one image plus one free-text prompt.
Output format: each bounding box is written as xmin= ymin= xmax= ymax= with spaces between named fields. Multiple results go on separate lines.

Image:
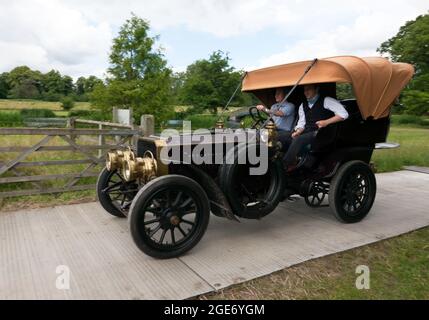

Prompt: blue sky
xmin=157 ymin=25 xmax=289 ymax=72
xmin=0 ymin=0 xmax=428 ymax=79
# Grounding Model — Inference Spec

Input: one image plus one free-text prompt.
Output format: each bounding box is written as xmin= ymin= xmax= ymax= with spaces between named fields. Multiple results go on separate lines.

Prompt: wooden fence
xmin=68 ymin=118 xmax=139 ymax=157
xmin=0 ymin=124 xmax=141 ymax=198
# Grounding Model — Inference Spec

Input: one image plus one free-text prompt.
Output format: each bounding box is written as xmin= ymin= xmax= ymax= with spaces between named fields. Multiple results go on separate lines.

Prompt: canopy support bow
xmin=216 ymin=72 xmax=248 ymax=128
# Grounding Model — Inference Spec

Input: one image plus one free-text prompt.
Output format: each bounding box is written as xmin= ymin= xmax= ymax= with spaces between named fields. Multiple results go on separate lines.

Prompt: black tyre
xmin=96 ymin=168 xmax=139 ymax=218
xmin=129 ymin=175 xmax=210 ymax=259
xmin=329 ymin=161 xmax=376 ymax=223
xmin=304 ymin=181 xmax=329 ymax=208
xmin=219 ymin=144 xmax=285 ymax=219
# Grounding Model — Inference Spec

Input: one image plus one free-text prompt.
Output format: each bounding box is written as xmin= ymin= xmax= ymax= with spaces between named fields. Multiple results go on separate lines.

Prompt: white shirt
xmin=295 ymin=96 xmax=349 ymax=130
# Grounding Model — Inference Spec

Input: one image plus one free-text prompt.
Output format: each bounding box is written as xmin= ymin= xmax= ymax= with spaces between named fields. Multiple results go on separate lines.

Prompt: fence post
xmin=112 ymin=107 xmax=119 ymax=144
xmin=112 ymin=107 xmax=118 ymax=123
xmin=140 ymin=115 xmax=155 ymax=137
xmin=98 ymin=123 xmax=105 ymax=158
xmin=67 ymin=117 xmax=76 ymax=142
xmin=129 ymin=108 xmax=134 ymax=126
xmin=112 ymin=107 xmax=134 ymax=144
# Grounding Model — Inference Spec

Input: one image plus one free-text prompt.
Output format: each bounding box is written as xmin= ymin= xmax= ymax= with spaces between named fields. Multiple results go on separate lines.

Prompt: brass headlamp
xmin=106 ymin=150 xmax=125 ymax=171
xmin=106 ymin=148 xmax=136 ymax=172
xmin=123 ymin=151 xmax=158 ymax=182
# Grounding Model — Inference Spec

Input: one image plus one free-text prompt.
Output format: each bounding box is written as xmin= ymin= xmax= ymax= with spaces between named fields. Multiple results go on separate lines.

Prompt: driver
xmin=256 ymin=87 xmax=296 ymax=133
xmin=283 ymin=84 xmax=349 ymax=170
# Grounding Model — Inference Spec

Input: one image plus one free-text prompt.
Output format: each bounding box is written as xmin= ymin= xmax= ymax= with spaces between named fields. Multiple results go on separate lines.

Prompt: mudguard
xmin=171 ymin=165 xmax=239 ymax=222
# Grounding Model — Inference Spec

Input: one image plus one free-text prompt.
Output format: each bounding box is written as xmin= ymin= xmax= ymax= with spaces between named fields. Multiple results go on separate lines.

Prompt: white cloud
xmin=63 ymin=0 xmax=292 ymax=37
xmin=0 ymin=41 xmax=47 ymax=71
xmin=0 ymin=0 xmax=112 ymax=78
xmin=0 ymin=0 xmax=427 ymax=77
xmin=256 ymin=1 xmax=428 ymax=68
xmin=65 ymin=0 xmax=427 ymax=40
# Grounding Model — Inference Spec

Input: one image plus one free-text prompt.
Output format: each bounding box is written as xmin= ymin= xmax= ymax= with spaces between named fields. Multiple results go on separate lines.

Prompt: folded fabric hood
xmin=242 ymin=56 xmax=415 ymax=119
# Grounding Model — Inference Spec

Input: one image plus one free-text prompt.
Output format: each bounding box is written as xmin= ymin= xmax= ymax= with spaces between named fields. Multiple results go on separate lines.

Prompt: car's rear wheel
xmin=304 ymin=181 xmax=329 ymax=208
xmin=129 ymin=175 xmax=210 ymax=259
xmin=96 ymin=168 xmax=139 ymax=218
xmin=329 ymin=161 xmax=376 ymax=223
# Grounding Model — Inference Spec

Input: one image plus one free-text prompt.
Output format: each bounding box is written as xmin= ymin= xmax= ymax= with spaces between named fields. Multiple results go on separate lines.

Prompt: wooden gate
xmin=0 ymin=126 xmax=140 ymax=198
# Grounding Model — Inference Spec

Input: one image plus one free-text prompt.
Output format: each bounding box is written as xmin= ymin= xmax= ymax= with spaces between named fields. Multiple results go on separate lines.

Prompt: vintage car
xmin=96 ymin=56 xmax=414 ymax=259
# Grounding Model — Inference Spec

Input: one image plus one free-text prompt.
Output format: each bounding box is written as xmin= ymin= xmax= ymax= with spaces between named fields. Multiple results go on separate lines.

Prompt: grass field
xmin=0 ymin=99 xmax=222 ymax=114
xmin=199 ymin=226 xmax=429 ymax=300
xmin=0 ymin=99 xmax=91 ymax=111
xmin=373 ymin=127 xmax=429 ymax=172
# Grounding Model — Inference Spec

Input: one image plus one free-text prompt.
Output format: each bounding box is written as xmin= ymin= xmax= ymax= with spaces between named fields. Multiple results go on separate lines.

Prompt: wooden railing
xmin=68 ymin=117 xmax=137 ymax=157
xmin=0 ymin=126 xmax=140 ymax=198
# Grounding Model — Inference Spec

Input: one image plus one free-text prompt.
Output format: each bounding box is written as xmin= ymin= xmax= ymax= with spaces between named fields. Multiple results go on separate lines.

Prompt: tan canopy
xmin=242 ymin=56 xmax=414 ymax=119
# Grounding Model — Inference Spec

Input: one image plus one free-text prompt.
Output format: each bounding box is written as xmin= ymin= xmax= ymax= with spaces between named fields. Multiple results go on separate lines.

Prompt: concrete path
xmin=1 ymin=170 xmax=428 ymax=300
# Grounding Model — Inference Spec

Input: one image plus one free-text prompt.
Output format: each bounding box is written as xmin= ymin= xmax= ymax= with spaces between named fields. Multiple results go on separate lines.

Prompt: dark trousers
xmin=282 ymin=130 xmax=318 ymax=165
xmin=277 ymin=130 xmax=292 ymax=150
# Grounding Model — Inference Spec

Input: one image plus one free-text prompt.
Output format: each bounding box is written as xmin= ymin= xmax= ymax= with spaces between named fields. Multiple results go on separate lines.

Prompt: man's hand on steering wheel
xmin=256 ymin=105 xmax=271 ymax=114
xmin=249 ymin=106 xmax=268 ymax=129
xmin=256 ymin=105 xmax=265 ymax=112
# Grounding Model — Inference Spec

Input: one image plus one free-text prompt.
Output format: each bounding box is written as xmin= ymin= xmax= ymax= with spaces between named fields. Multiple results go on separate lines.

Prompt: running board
xmin=375 ymin=142 xmax=400 ymax=150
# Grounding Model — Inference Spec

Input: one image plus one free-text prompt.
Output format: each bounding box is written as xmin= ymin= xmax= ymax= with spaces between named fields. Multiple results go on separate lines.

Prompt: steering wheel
xmin=249 ymin=107 xmax=267 ymax=129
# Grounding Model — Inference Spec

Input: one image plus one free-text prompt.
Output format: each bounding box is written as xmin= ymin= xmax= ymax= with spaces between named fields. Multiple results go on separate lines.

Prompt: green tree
xmin=0 ymin=72 xmax=10 ymax=99
xmin=179 ymin=51 xmax=248 ymax=114
xmin=408 ymin=73 xmax=429 ymax=93
xmin=39 ymin=70 xmax=74 ymax=100
xmin=84 ymin=76 xmax=103 ymax=93
xmin=8 ymin=78 xmax=40 ymax=99
xmin=61 ymin=96 xmax=75 ymax=111
xmin=2 ymin=66 xmax=102 ymax=102
xmin=62 ymin=75 xmax=74 ymax=96
xmin=76 ymin=76 xmax=103 ymax=96
xmin=378 ymin=12 xmax=429 ymax=115
xmin=91 ymin=80 xmax=140 ymax=116
xmin=91 ymin=14 xmax=173 ymax=122
xmin=75 ymin=76 xmax=103 ymax=101
xmin=401 ymin=90 xmax=429 ymax=116
xmin=41 ymin=70 xmax=66 ymax=100
xmin=378 ymin=12 xmax=429 ymax=76
xmin=7 ymin=66 xmax=42 ymax=99
xmin=336 ymin=83 xmax=355 ymax=100
xmin=171 ymin=72 xmax=186 ymax=105
xmin=42 ymin=70 xmax=62 ymax=92
xmin=76 ymin=77 xmax=86 ymax=96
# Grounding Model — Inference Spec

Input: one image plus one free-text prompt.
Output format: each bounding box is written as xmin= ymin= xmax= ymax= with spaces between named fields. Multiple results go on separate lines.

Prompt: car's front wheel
xmin=128 ymin=175 xmax=210 ymax=259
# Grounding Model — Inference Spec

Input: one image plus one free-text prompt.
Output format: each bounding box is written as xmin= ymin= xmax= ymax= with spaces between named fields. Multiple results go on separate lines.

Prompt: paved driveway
xmin=1 ymin=170 xmax=428 ymax=299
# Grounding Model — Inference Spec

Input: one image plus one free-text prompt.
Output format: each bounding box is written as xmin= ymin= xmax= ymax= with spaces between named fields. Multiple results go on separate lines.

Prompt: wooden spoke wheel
xmin=129 ymin=175 xmax=210 ymax=259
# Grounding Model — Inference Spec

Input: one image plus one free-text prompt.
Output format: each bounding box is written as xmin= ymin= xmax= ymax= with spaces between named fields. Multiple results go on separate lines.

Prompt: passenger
xmin=283 ymin=84 xmax=349 ymax=170
xmin=256 ymin=87 xmax=296 ymax=134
